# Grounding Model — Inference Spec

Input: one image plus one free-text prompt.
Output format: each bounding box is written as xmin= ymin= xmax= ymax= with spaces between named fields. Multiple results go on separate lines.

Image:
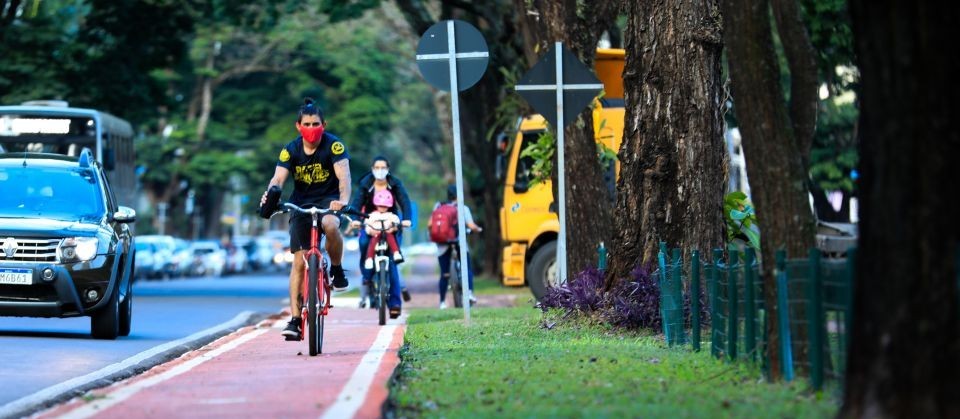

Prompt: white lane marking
xmin=0 ymin=311 xmax=256 ymax=418
xmin=320 ymin=325 xmax=398 ymax=419
xmin=59 ymin=327 xmax=269 ymax=419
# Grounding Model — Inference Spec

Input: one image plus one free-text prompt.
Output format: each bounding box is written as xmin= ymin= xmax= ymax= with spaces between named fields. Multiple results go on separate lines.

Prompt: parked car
xmin=0 ymin=150 xmax=136 ymax=339
xmin=222 ymin=242 xmax=248 ymax=275
xmin=137 ymin=234 xmax=178 ymax=278
xmin=133 ymin=240 xmax=157 ymax=280
xmin=170 ymin=238 xmax=194 ymax=277
xmin=236 ymin=236 xmax=278 ymax=271
xmin=188 ymin=240 xmax=226 ymax=277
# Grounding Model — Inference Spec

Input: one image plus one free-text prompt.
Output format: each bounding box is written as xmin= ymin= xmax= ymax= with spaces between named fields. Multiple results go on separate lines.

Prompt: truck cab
xmin=499 ymin=49 xmax=625 ymax=300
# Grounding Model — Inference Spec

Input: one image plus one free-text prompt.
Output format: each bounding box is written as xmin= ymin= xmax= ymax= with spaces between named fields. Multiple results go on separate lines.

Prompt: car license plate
xmin=0 ymin=268 xmax=32 ymax=285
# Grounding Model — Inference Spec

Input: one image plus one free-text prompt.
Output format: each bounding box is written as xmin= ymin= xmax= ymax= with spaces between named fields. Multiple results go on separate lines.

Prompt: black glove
xmin=258 ymin=185 xmax=282 ymax=219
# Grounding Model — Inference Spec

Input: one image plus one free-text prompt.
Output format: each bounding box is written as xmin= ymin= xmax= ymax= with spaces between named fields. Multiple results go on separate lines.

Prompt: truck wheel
xmin=527 ymin=241 xmax=558 ymax=301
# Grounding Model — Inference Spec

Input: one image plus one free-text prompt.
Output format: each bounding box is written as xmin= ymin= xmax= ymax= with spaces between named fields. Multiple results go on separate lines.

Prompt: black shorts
xmin=288 ymin=197 xmax=340 ymax=252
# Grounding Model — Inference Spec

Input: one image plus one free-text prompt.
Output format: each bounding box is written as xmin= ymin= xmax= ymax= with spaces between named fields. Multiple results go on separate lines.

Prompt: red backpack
xmin=428 ymin=203 xmax=458 ymax=243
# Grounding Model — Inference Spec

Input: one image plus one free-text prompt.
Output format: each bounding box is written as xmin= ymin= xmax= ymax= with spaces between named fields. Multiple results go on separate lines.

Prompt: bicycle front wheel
xmin=451 ymin=260 xmax=463 ymax=308
xmin=377 ymin=261 xmax=388 ymax=325
xmin=308 ymin=254 xmax=321 ymax=356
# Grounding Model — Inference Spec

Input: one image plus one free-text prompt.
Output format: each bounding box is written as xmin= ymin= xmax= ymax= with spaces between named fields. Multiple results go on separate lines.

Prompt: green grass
xmin=471 ymin=275 xmax=532 ymax=297
xmin=390 ymin=307 xmax=838 ymax=418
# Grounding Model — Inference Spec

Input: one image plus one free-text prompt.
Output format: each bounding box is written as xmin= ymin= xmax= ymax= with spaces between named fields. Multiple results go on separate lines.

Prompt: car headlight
xmin=60 ymin=237 xmax=99 ymax=262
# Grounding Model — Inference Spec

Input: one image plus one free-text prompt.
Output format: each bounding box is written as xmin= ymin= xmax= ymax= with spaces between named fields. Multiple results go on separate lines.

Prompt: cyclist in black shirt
xmin=261 ymin=98 xmax=352 ymax=339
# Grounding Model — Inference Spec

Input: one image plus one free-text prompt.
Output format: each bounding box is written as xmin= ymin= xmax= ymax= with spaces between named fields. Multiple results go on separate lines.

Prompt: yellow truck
xmin=498 ymin=48 xmax=625 ymax=300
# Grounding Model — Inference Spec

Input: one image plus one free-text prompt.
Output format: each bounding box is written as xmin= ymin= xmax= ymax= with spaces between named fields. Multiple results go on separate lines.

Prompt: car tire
xmin=118 ymin=280 xmax=133 ymax=337
xmin=527 ymin=241 xmax=558 ymax=302
xmin=91 ymin=286 xmax=120 ymax=340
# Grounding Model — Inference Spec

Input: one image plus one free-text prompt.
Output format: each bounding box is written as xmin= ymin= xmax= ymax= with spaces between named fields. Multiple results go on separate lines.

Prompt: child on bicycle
xmin=363 ymin=190 xmax=404 ymax=269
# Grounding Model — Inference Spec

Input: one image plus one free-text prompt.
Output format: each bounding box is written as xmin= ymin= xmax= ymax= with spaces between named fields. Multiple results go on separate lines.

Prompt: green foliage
xmin=596 ymin=118 xmax=618 ymax=172
xmin=810 ymin=100 xmax=858 ymax=192
xmin=519 ymin=129 xmax=555 ymax=185
xmin=724 ymin=192 xmax=760 ymax=251
xmin=391 ymin=307 xmax=837 ymax=417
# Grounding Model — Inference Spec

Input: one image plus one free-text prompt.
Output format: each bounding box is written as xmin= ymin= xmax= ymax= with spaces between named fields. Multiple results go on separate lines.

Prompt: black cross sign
xmin=415 ymin=20 xmax=489 ymax=92
xmin=515 ymin=43 xmax=603 ymax=128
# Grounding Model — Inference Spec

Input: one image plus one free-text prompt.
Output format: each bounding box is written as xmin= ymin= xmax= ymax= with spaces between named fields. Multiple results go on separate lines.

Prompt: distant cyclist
xmin=350 ymin=156 xmax=413 ymax=308
xmin=260 ymin=97 xmax=352 ymax=340
xmin=434 ymin=184 xmax=482 ymax=309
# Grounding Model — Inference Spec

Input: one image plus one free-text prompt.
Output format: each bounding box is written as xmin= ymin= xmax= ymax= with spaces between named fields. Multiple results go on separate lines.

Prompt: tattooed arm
xmin=330 ymin=159 xmax=351 ymax=210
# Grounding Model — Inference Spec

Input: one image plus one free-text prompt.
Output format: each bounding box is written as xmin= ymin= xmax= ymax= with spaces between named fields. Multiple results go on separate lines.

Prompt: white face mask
xmin=372 ymin=168 xmax=389 ymax=180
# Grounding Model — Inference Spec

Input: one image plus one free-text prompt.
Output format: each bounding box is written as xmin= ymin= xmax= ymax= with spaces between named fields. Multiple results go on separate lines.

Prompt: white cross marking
xmin=416 ymin=51 xmax=489 ymax=61
xmin=514 ymin=83 xmax=603 ymax=91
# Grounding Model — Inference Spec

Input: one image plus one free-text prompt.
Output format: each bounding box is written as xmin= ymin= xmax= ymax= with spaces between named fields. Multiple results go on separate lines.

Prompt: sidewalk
xmin=38 ymin=305 xmax=405 ymax=419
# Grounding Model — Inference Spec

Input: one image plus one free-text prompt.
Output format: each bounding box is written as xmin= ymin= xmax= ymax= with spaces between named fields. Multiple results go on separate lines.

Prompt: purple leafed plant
xmin=539 ymin=267 xmax=605 ymax=312
xmin=601 ymin=265 xmax=662 ymax=330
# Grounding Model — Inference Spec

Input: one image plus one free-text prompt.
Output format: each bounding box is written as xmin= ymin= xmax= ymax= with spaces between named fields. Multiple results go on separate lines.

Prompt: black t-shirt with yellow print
xmin=276 ymin=132 xmax=349 ymax=208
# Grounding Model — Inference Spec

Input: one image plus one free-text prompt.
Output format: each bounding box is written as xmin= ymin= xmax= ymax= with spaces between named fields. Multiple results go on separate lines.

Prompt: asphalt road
xmin=0 ymin=259 xmax=367 ymax=416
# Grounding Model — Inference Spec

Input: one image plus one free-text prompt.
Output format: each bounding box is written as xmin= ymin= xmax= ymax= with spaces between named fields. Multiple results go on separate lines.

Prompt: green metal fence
xmin=654 ymin=245 xmax=854 ymax=392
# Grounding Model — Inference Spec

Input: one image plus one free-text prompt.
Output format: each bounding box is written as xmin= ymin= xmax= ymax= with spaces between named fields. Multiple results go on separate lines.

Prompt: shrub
xmin=539 ymin=266 xmax=605 ymax=312
xmin=601 ymin=265 xmax=662 ymax=329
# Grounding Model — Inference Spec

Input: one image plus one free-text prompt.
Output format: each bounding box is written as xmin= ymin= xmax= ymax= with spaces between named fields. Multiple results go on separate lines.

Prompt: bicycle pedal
xmin=285 ymin=335 xmax=300 ymax=341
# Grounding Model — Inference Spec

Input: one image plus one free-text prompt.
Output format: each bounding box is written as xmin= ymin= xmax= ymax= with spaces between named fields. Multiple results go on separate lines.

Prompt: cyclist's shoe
xmin=389 ymin=307 xmax=401 ymax=319
xmin=439 ymin=301 xmax=447 ymax=310
xmin=358 ymin=299 xmax=366 ymax=309
xmin=330 ymin=265 xmax=348 ymax=291
xmin=401 ymin=287 xmax=411 ymax=302
xmin=393 ymin=252 xmax=405 ymax=264
xmin=364 ymin=258 xmax=373 ymax=270
xmin=282 ymin=318 xmax=302 ymax=341
xmin=469 ymin=293 xmax=478 ymax=305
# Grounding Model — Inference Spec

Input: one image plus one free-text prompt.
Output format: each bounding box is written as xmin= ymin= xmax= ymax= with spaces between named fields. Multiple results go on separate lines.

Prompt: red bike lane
xmin=37 ymin=305 xmax=405 ymax=419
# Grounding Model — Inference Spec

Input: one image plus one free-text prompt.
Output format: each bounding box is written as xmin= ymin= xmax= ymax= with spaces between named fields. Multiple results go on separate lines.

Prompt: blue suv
xmin=0 ymin=150 xmax=136 ymax=339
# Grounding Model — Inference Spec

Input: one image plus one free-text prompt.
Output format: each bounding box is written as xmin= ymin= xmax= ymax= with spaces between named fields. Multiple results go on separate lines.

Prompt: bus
xmin=0 ymin=101 xmax=137 ymax=207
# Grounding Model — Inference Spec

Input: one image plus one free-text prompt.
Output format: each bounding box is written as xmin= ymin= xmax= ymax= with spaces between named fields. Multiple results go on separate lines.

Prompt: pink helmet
xmin=373 ymin=190 xmax=394 ymax=207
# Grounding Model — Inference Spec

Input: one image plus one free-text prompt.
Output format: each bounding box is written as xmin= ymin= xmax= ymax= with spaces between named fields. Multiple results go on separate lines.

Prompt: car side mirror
xmin=113 ymin=206 xmax=136 ymax=223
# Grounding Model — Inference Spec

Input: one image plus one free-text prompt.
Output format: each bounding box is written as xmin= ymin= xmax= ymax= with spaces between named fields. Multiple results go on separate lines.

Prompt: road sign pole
xmin=446 ymin=21 xmax=472 ymax=324
xmin=554 ymin=42 xmax=567 ymax=284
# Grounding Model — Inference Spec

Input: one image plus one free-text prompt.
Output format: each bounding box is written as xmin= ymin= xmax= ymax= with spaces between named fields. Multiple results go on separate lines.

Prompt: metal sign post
xmin=416 ymin=20 xmax=489 ymax=324
xmin=515 ymin=42 xmax=603 ymax=285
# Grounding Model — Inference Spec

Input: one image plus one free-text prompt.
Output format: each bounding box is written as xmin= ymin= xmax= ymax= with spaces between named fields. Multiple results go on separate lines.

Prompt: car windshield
xmin=0 ymin=165 xmax=105 ymax=221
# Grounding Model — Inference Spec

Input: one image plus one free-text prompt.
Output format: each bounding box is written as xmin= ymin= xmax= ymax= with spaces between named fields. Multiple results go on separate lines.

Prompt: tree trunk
xmin=607 ymin=0 xmax=726 ymax=284
xmin=841 ymin=2 xmax=960 ymax=416
xmin=515 ymin=0 xmax=620 ymax=277
xmin=720 ymin=0 xmax=818 ymax=380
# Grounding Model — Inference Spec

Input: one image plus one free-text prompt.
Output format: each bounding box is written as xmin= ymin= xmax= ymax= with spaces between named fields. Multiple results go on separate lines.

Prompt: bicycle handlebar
xmin=270 ymin=202 xmax=363 ymax=220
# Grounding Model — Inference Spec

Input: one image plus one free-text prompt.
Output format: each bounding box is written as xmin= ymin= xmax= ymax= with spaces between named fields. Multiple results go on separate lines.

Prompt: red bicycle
xmin=275 ymin=202 xmax=357 ymax=356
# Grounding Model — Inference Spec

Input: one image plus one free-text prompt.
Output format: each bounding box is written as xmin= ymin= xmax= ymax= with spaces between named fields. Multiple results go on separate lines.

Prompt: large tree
xmin=720 ymin=0 xmax=819 ymax=379
xmin=841 ymin=1 xmax=960 ymax=416
xmin=606 ymin=0 xmax=727 ymax=283
xmin=513 ymin=0 xmax=621 ymax=278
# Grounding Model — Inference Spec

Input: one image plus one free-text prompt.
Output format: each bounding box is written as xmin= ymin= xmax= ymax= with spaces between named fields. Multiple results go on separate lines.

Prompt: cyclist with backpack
xmin=430 ymin=184 xmax=482 ymax=309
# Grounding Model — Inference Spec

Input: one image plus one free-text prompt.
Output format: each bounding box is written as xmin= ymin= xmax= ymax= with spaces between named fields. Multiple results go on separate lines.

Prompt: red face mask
xmin=299 ymin=124 xmax=324 ymax=144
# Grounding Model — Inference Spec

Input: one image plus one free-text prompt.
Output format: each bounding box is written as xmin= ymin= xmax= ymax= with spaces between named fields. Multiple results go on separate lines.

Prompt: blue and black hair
xmin=297 ymin=97 xmax=325 ymax=123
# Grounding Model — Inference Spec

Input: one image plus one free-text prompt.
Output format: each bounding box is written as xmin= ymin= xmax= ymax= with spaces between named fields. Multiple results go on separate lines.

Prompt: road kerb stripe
xmin=58 ymin=327 xmax=269 ymax=419
xmin=320 ymin=324 xmax=398 ymax=419
xmin=0 ymin=311 xmax=256 ymax=419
